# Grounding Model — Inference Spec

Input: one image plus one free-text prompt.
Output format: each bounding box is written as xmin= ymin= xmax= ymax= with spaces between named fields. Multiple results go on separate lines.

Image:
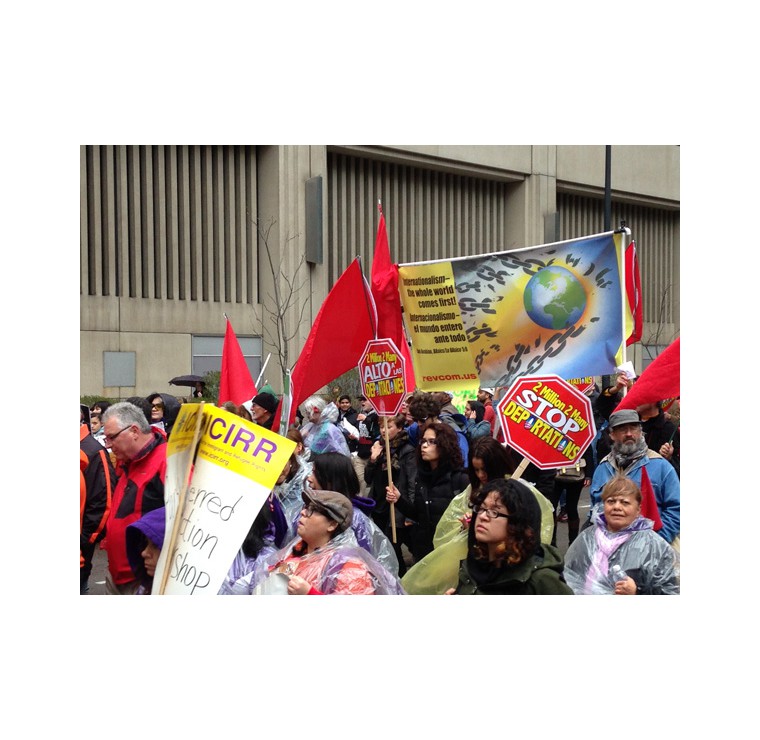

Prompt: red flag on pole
xmin=614 ymin=337 xmax=680 ymax=411
xmin=625 ymin=239 xmax=643 ymax=346
xmin=218 ymin=317 xmax=257 ymax=406
xmin=639 ymin=466 xmax=663 ymax=531
xmin=281 ymin=258 xmax=376 ymax=428
xmin=370 ymin=203 xmax=416 ymax=389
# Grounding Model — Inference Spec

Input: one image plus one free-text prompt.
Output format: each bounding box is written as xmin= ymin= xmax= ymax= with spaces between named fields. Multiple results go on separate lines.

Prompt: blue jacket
xmin=589 ymin=450 xmax=680 ymax=544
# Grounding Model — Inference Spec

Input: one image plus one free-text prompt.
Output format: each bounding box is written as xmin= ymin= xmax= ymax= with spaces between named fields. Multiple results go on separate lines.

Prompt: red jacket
xmin=106 ymin=430 xmax=167 ymax=585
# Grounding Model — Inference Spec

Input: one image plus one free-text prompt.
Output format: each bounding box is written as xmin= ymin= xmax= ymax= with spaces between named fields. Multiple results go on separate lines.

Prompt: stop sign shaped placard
xmin=497 ymin=374 xmax=596 ymax=469
xmin=358 ymin=338 xmax=408 ymax=416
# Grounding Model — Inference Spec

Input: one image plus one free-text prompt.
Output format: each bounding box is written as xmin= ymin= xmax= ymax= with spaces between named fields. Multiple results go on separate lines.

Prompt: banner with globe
xmin=398 ymin=231 xmax=626 ymax=392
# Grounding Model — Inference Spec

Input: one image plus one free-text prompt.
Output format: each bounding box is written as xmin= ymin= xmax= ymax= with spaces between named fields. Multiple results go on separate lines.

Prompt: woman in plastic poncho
xmin=306 ymin=451 xmax=400 ymax=577
xmin=299 ymin=396 xmax=351 ymax=456
xmin=448 ymin=478 xmax=573 ymax=595
xmin=252 ymin=489 xmax=405 ymax=595
xmin=562 ymin=474 xmax=679 ymax=595
xmin=274 ymin=447 xmax=314 ymax=542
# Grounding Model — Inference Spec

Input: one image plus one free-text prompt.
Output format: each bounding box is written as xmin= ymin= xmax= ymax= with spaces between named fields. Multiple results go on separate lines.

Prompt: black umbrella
xmin=169 ymin=374 xmax=206 ymax=387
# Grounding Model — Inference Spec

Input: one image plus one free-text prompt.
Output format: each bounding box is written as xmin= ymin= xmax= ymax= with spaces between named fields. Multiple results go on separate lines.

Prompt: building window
xmin=192 ymin=335 xmax=262 ymax=381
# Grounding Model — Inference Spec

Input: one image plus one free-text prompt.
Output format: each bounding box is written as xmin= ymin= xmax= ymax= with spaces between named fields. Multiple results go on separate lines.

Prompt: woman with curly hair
xmin=387 ymin=421 xmax=469 ymax=564
xmin=447 ymin=477 xmax=573 ymax=595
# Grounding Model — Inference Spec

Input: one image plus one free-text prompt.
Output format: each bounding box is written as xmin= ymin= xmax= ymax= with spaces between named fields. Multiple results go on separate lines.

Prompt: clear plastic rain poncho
xmin=274 ymin=454 xmax=314 ymax=542
xmin=285 ymin=500 xmax=400 ymax=577
xmin=562 ymin=514 xmax=680 ymax=595
xmin=300 ymin=402 xmax=351 ymax=456
xmin=251 ymin=527 xmax=406 ymax=595
xmin=218 ymin=543 xmax=279 ymax=594
xmin=401 ymin=477 xmax=556 ymax=595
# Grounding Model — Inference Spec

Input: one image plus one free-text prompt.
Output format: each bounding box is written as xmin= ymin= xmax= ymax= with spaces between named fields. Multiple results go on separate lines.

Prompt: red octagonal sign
xmin=496 ymin=374 xmax=596 ymax=470
xmin=357 ymin=338 xmax=408 ymax=416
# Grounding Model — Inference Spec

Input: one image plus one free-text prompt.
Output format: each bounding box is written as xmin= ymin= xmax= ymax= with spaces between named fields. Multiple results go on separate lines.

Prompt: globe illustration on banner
xmin=524 ymin=266 xmax=587 ymax=330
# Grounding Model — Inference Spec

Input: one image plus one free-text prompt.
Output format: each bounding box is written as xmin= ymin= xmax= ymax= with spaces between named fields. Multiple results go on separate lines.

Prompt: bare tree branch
xmin=252 ymin=217 xmax=310 ymax=384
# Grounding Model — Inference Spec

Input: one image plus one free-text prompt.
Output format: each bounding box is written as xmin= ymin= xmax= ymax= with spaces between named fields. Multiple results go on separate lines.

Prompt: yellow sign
xmin=398 ymin=261 xmax=478 ymax=392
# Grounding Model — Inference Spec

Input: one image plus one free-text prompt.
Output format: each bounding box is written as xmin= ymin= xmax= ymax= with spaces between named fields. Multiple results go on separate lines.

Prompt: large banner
xmin=398 ymin=231 xmax=626 ymax=392
xmin=153 ymin=404 xmax=296 ymax=595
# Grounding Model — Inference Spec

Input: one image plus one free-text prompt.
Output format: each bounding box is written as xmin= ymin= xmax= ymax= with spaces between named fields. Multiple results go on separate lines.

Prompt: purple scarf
xmin=584 ymin=520 xmax=634 ymax=594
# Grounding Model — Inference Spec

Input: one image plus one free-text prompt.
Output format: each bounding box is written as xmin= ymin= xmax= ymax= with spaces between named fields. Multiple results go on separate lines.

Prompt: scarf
xmin=379 ymin=430 xmax=410 ymax=472
xmin=612 ymin=435 xmax=648 ymax=469
xmin=584 ymin=522 xmax=634 ymax=594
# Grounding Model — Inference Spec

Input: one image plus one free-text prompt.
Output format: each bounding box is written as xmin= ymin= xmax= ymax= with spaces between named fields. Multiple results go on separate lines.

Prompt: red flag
xmin=370 ymin=204 xmax=416 ymax=389
xmin=639 ymin=466 xmax=663 ymax=531
xmin=625 ymin=240 xmax=643 ymax=346
xmin=615 ymin=337 xmax=680 ymax=411
xmin=283 ymin=258 xmax=375 ymax=427
xmin=218 ymin=318 xmax=257 ymax=406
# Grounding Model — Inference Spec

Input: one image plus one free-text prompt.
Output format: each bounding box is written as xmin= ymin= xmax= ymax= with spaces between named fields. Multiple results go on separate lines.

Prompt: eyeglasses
xmin=152 ymin=403 xmax=164 ymax=410
xmin=301 ymin=503 xmax=330 ymax=518
xmin=472 ymin=504 xmax=510 ymax=521
xmin=104 ymin=425 xmax=131 ymax=445
xmin=420 ymin=438 xmax=438 ymax=446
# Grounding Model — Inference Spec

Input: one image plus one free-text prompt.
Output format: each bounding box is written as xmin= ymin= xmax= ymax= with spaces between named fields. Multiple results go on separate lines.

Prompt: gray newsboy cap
xmin=608 ymin=409 xmax=642 ymax=428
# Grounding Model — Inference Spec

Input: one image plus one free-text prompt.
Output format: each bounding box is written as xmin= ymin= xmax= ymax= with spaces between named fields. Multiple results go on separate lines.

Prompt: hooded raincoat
xmin=301 ymin=402 xmax=351 ymax=456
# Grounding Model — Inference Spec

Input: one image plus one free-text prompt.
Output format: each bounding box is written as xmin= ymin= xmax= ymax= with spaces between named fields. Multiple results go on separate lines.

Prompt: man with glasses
xmin=101 ymin=401 xmax=168 ymax=594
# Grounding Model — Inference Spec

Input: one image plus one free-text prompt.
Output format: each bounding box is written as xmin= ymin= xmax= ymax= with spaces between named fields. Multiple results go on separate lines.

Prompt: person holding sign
xmin=252 ymin=490 xmax=405 ymax=595
xmin=387 ymin=422 xmax=469 ymax=564
xmin=364 ymin=414 xmax=417 ymax=576
xmin=563 ymin=475 xmax=679 ymax=595
xmin=446 ymin=478 xmax=573 ymax=595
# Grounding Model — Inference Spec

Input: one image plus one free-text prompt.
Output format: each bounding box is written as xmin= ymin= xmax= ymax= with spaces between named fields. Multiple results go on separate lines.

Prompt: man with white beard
xmin=585 ymin=409 xmax=680 ymax=549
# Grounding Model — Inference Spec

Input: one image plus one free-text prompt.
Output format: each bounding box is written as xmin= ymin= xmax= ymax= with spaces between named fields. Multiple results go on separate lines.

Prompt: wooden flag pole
xmin=511 ymin=456 xmax=531 ymax=481
xmin=384 ymin=416 xmax=397 ymax=544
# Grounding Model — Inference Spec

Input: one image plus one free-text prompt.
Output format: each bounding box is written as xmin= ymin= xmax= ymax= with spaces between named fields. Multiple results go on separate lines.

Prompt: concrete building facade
xmin=80 ymin=145 xmax=679 ymax=399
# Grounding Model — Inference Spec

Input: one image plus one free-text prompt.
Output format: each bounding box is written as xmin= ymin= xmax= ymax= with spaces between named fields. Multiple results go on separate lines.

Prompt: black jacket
xmin=356 ymin=409 xmax=381 ymax=459
xmin=364 ymin=437 xmax=417 ymax=517
xmin=397 ymin=462 xmax=469 ymax=559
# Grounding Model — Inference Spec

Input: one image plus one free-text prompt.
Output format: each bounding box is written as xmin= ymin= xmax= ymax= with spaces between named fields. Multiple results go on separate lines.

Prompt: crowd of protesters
xmin=81 ymin=377 xmax=679 ymax=595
